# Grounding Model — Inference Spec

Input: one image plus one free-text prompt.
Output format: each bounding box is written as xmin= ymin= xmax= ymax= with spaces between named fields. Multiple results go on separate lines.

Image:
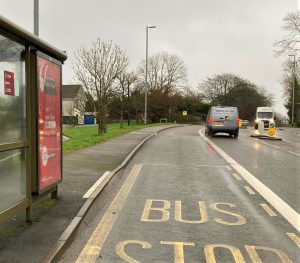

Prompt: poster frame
xmin=36 ymin=51 xmax=62 ymax=194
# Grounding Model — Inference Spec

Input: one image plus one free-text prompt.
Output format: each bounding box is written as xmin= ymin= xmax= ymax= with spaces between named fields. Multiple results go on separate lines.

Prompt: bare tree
xmin=198 ymin=73 xmax=240 ymax=104
xmin=198 ymin=73 xmax=273 ymax=120
xmin=274 ymin=11 xmax=300 ymax=56
xmin=118 ymin=71 xmax=137 ymax=127
xmin=274 ymin=11 xmax=300 ymax=124
xmin=137 ymin=52 xmax=187 ymax=93
xmin=73 ymin=39 xmax=129 ymax=134
xmin=136 ymin=52 xmax=187 ymax=122
xmin=124 ymin=72 xmax=137 ymax=125
xmin=130 ymin=83 xmax=145 ymax=123
xmin=280 ymin=59 xmax=300 ymax=122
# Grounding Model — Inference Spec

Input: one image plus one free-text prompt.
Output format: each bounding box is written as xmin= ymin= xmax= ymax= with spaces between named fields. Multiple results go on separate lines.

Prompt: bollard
xmin=268 ymin=120 xmax=276 ymax=137
xmin=258 ymin=120 xmax=264 ymax=135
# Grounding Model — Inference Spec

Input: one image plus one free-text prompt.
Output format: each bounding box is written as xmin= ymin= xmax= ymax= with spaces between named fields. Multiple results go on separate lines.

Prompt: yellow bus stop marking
xmin=232 ymin=173 xmax=242 ymax=181
xmin=244 ymin=186 xmax=256 ymax=195
xmin=75 ymin=164 xmax=143 ymax=263
xmin=287 ymin=232 xmax=300 ymax=248
xmin=161 ymin=241 xmax=195 ymax=263
xmin=260 ymin=204 xmax=277 ymax=217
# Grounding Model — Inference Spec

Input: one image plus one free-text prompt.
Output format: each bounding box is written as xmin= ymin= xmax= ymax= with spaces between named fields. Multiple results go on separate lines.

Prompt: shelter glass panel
xmin=0 ymin=34 xmax=26 ymax=144
xmin=0 ymin=148 xmax=26 ymax=213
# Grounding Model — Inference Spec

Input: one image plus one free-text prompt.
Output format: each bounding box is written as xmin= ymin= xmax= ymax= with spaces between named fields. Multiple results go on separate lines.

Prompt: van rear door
xmin=212 ymin=107 xmax=238 ymax=127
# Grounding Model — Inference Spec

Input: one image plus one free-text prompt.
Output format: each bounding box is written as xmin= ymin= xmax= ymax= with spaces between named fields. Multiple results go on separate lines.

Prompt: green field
xmin=63 ymin=122 xmax=166 ymax=154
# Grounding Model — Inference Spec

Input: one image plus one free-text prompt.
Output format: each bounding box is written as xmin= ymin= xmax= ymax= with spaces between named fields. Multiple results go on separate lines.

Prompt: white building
xmin=62 ymin=85 xmax=86 ymax=117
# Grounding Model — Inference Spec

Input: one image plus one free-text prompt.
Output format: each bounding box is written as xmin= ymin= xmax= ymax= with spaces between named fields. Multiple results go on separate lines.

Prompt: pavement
xmin=0 ymin=124 xmax=182 ymax=263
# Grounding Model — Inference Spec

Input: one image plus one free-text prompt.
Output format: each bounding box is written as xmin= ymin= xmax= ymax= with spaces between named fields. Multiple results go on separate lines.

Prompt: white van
xmin=254 ymin=107 xmax=274 ymax=129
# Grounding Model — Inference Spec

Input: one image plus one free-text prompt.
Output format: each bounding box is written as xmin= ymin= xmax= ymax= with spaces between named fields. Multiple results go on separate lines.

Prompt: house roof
xmin=62 ymin=85 xmax=82 ymax=99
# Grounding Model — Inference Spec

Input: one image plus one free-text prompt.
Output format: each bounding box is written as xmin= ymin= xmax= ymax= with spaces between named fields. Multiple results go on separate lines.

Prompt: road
xmin=60 ymin=125 xmax=300 ymax=263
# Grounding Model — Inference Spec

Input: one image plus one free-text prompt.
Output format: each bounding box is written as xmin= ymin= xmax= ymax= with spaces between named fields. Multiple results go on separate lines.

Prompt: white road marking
xmin=260 ymin=141 xmax=280 ymax=149
xmin=83 ymin=171 xmax=111 ymax=198
xmin=144 ymin=163 xmax=230 ymax=169
xmin=288 ymin=151 xmax=300 ymax=158
xmin=195 ymin=164 xmax=230 ymax=168
xmin=198 ymin=129 xmax=300 ymax=232
xmin=143 ymin=163 xmax=170 ymax=166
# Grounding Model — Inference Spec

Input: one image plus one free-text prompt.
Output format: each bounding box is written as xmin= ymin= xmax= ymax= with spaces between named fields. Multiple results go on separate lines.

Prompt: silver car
xmin=205 ymin=106 xmax=240 ymax=138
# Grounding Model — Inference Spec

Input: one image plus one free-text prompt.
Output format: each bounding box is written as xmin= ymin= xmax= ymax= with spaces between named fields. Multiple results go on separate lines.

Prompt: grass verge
xmin=63 ymin=122 xmax=167 ymax=154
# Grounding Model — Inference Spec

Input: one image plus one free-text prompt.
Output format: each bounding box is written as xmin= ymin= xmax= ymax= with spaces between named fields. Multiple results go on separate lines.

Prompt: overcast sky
xmin=0 ymin=0 xmax=297 ymax=115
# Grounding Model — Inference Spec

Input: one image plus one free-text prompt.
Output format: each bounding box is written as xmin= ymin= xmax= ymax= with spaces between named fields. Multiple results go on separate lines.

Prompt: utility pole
xmin=127 ymin=82 xmax=130 ymax=126
xmin=289 ymin=54 xmax=296 ymax=125
xmin=34 ymin=0 xmax=39 ymax=36
xmin=144 ymin=25 xmax=156 ymax=124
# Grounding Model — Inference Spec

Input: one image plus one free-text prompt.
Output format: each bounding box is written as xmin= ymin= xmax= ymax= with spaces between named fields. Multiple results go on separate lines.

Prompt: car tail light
xmin=236 ymin=117 xmax=240 ymax=125
xmin=208 ymin=116 xmax=213 ymax=124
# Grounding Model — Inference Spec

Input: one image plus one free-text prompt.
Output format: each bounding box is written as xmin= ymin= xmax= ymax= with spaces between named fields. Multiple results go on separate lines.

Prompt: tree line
xmin=73 ymin=40 xmax=274 ymax=135
xmin=274 ymin=10 xmax=300 ymax=126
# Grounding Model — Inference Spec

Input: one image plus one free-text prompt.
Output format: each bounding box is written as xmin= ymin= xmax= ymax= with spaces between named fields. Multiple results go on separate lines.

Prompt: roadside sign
xmin=182 ymin=111 xmax=187 ymax=116
xmin=4 ymin=70 xmax=14 ymax=96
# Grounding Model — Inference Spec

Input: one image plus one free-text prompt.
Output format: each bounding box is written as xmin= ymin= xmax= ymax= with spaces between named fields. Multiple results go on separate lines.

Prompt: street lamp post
xmin=34 ymin=0 xmax=39 ymax=36
xmin=289 ymin=54 xmax=296 ymax=125
xmin=145 ymin=25 xmax=156 ymax=124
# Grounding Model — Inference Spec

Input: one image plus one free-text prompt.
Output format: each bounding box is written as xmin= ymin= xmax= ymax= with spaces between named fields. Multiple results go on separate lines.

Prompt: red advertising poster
xmin=37 ymin=54 xmax=62 ymax=192
xmin=4 ymin=70 xmax=15 ymax=96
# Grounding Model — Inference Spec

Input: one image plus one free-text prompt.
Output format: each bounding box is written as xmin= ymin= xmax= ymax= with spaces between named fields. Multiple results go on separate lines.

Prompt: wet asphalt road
xmin=207 ymin=127 xmax=300 ymax=214
xmin=61 ymin=125 xmax=299 ymax=263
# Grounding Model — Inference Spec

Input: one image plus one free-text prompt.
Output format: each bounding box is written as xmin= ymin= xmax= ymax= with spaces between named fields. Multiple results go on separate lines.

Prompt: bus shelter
xmin=0 ymin=15 xmax=67 ymax=223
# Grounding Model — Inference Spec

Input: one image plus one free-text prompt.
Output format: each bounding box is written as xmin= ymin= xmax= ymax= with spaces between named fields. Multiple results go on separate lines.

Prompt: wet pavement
xmin=0 ymin=125 xmax=180 ymax=263
xmin=60 ymin=126 xmax=300 ymax=263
